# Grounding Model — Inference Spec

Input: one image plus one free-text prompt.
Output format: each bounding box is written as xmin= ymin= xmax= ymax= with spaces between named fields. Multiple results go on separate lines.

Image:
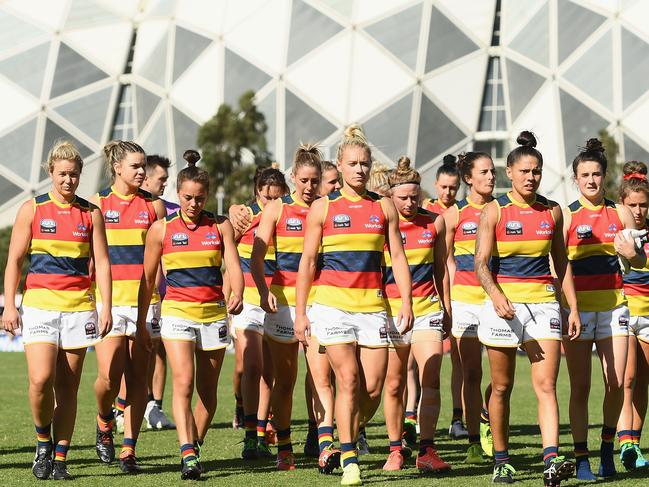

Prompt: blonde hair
xmin=388 ymin=156 xmax=420 ymax=188
xmin=293 ymin=143 xmax=322 ymax=174
xmin=368 ymin=161 xmax=391 ymax=196
xmin=45 ymin=139 xmax=83 ymax=173
xmin=336 ymin=123 xmax=371 ymax=161
xmin=103 ymin=140 xmax=145 ymax=178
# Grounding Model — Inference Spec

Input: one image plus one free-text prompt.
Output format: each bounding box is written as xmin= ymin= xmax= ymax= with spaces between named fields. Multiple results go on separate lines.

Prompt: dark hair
xmin=255 ymin=166 xmax=289 ymax=196
xmin=436 ymin=154 xmax=460 ymax=180
xmin=457 ymin=151 xmax=492 ymax=185
xmin=619 ymin=160 xmax=649 ymax=202
xmin=146 ymin=154 xmax=171 ymax=175
xmin=103 ymin=140 xmax=145 ymax=177
xmin=571 ymin=138 xmax=607 ymax=176
xmin=321 ymin=160 xmax=337 ymax=173
xmin=506 ymin=131 xmax=543 ymax=167
xmin=177 ymin=150 xmax=210 ymax=192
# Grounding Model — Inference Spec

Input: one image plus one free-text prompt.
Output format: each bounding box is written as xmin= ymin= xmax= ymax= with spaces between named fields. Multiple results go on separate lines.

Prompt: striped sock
xmin=257 ymin=419 xmax=268 ymax=443
xmin=632 ymin=429 xmax=641 ymax=445
xmin=277 ymin=428 xmax=292 ymax=453
xmin=35 ymin=424 xmax=51 ymax=448
xmin=120 ymin=438 xmax=136 ymax=458
xmin=574 ymin=441 xmax=589 ymax=463
xmin=54 ymin=443 xmax=69 ymax=463
xmin=405 ymin=410 xmax=417 ymax=423
xmin=468 ymin=434 xmax=480 ymax=445
xmin=340 ymin=442 xmax=358 ymax=467
xmin=318 ymin=426 xmax=334 ymax=453
xmin=601 ymin=425 xmax=616 ymax=458
xmin=480 ymin=407 xmax=490 ymax=424
xmin=389 ymin=440 xmax=401 ymax=452
xmin=452 ymin=408 xmax=463 ymax=422
xmin=244 ymin=414 xmax=256 ymax=440
xmin=419 ymin=439 xmax=435 ymax=456
xmin=494 ymin=449 xmax=510 ymax=466
xmin=180 ymin=443 xmax=196 ymax=463
xmin=115 ymin=396 xmax=126 ymax=414
xmin=618 ymin=429 xmax=634 ymax=447
xmin=543 ymin=446 xmax=558 ymax=467
xmin=97 ymin=412 xmax=114 ymax=432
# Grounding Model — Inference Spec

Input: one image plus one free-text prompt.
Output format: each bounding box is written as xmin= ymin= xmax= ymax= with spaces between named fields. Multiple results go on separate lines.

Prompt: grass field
xmin=0 ymin=351 xmax=647 ymax=486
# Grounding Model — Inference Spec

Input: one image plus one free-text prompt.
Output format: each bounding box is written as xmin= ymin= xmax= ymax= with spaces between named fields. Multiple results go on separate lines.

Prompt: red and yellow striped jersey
xmin=161 ymin=210 xmax=225 ymax=322
xmin=492 ymin=193 xmax=555 ymax=303
xmin=97 ymin=186 xmax=159 ymax=306
xmin=423 ymin=198 xmax=449 ymax=215
xmin=314 ymin=189 xmax=386 ymax=312
xmin=383 ymin=209 xmax=440 ymax=317
xmin=623 ymin=221 xmax=649 ymax=316
xmin=566 ymin=198 xmax=625 ymax=311
xmin=23 ymin=193 xmax=95 ymax=312
xmin=451 ymin=197 xmax=488 ymax=304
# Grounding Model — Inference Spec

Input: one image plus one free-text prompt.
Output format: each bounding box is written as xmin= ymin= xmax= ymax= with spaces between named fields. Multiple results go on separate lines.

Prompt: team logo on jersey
xmin=537 ymin=220 xmax=552 ymax=236
xmin=104 ymin=209 xmax=120 ymax=223
xmin=201 ymin=232 xmax=219 ymax=246
xmin=73 ymin=222 xmax=89 ymax=238
xmin=422 ymin=230 xmax=433 ymax=238
xmin=333 ymin=214 xmax=351 ymax=228
xmin=40 ymin=218 xmax=57 ymax=234
xmin=462 ymin=221 xmax=478 ymax=235
xmin=605 ymin=222 xmax=618 ymax=238
xmin=576 ymin=224 xmax=592 ymax=239
xmin=379 ymin=326 xmax=388 ymax=340
xmin=505 ymin=220 xmax=523 ymax=235
xmin=549 ymin=318 xmax=561 ymax=331
xmin=219 ymin=325 xmax=228 ymax=340
xmin=135 ymin=210 xmax=150 ymax=225
xmin=84 ymin=322 xmax=97 ymax=338
xmin=286 ymin=217 xmax=303 ymax=231
xmin=171 ymin=232 xmax=189 ymax=246
xmin=366 ymin=214 xmax=383 ymax=229
xmin=151 ymin=317 xmax=160 ymax=331
xmin=400 ymin=232 xmax=406 ymax=244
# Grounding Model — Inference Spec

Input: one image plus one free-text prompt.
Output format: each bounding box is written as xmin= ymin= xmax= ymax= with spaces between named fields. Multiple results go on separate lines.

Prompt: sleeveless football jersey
xmin=423 ymin=198 xmax=449 ymax=215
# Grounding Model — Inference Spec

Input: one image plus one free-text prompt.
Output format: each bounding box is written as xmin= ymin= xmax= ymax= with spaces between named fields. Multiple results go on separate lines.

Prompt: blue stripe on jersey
xmin=454 ymin=254 xmax=475 ymax=272
xmin=383 ymin=264 xmax=433 ymax=285
xmin=108 ymin=245 xmax=144 ymax=266
xmin=275 ymin=251 xmax=302 ymax=273
xmin=322 ymin=250 xmax=383 ymax=273
xmin=571 ymin=254 xmax=619 ymax=276
xmin=239 ymin=256 xmax=276 ymax=275
xmin=29 ymin=254 xmax=89 ymax=276
xmin=166 ymin=267 xmax=224 ymax=288
xmin=492 ymin=255 xmax=550 ymax=277
xmin=623 ymin=270 xmax=649 ymax=284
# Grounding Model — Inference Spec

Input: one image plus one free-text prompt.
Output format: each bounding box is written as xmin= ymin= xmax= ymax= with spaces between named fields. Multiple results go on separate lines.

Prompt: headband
xmin=389 ymin=181 xmax=421 ymax=188
xmin=624 ymin=172 xmax=647 ymax=181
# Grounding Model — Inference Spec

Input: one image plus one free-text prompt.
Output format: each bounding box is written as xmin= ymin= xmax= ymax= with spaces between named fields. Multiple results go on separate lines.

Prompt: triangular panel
xmin=621 ymin=27 xmax=649 ymax=109
xmin=557 ymin=0 xmax=606 ymax=64
xmin=285 ymin=90 xmax=336 ymax=165
xmin=425 ymin=5 xmax=479 ymax=72
xmin=0 ymin=10 xmax=47 ymax=54
xmin=287 ymin=0 xmax=343 ymax=66
xmin=509 ymin=2 xmax=549 ymax=67
xmin=437 ymin=0 xmax=496 ymax=46
xmin=416 ymin=94 xmax=466 ymax=164
xmin=135 ymin=85 xmax=161 ymax=135
xmin=0 ymin=79 xmax=39 ymax=132
xmin=559 ymin=89 xmax=609 ymax=166
xmin=64 ymin=0 xmax=121 ymax=29
xmin=172 ymin=26 xmax=212 ymax=82
xmin=624 ymin=135 xmax=649 ymax=163
xmin=224 ymin=49 xmax=271 ymax=106
xmin=0 ymin=42 xmax=50 ymax=97
xmin=365 ymin=4 xmax=422 ymax=70
xmin=256 ymin=91 xmax=276 ymax=158
xmin=0 ymin=119 xmax=37 ymax=181
xmin=63 ymin=22 xmax=133 ymax=75
xmin=138 ymin=29 xmax=169 ymax=88
xmin=506 ymin=59 xmax=546 ymax=121
xmin=54 ymin=86 xmax=113 ymax=142
xmin=0 ymin=174 xmax=23 ymax=204
xmin=140 ymin=110 xmax=170 ymax=158
xmin=172 ymin=108 xmax=200 ymax=165
xmin=624 ymin=96 xmax=649 ymax=138
xmin=51 ymin=43 xmax=108 ymax=98
xmin=40 ymin=119 xmax=94 ymax=181
xmin=318 ymin=0 xmax=353 ymax=19
xmin=363 ymin=93 xmax=412 ymax=163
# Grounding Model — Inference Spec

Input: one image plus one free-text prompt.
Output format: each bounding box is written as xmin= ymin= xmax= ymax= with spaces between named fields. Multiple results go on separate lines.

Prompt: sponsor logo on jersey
xmin=505 ymin=220 xmax=523 ymax=235
xmin=73 ymin=222 xmax=89 ymax=238
xmin=379 ymin=326 xmax=388 ymax=339
xmin=429 ymin=318 xmax=442 ymax=329
xmin=172 ymin=232 xmax=189 ymax=246
xmin=85 ymin=321 xmax=97 ymax=337
xmin=605 ymin=222 xmax=618 ymax=238
xmin=104 ymin=209 xmax=120 ymax=224
xmin=134 ymin=210 xmax=150 ymax=225
xmin=536 ymin=219 xmax=553 ymax=236
xmin=365 ymin=214 xmax=383 ymax=229
xmin=286 ymin=217 xmax=303 ymax=231
xmin=219 ymin=325 xmax=228 ymax=339
xmin=462 ymin=221 xmax=478 ymax=235
xmin=576 ymin=224 xmax=592 ymax=239
xmin=333 ymin=214 xmax=351 ymax=228
xmin=40 ymin=218 xmax=57 ymax=234
xmin=201 ymin=232 xmax=219 ymax=246
xmin=418 ymin=229 xmax=434 ymax=244
xmin=549 ymin=318 xmax=561 ymax=331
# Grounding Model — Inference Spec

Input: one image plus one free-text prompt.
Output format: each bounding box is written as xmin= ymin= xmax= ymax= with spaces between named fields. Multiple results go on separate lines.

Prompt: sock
xmin=97 ymin=412 xmax=114 ymax=432
xmin=120 ymin=438 xmax=136 ymax=458
xmin=618 ymin=429 xmax=634 ymax=447
xmin=341 ymin=442 xmax=358 ymax=467
xmin=180 ymin=443 xmax=196 ymax=463
xmin=468 ymin=434 xmax=480 ymax=445
xmin=480 ymin=407 xmax=490 ymax=424
xmin=35 ymin=424 xmax=51 ymax=448
xmin=257 ymin=419 xmax=268 ymax=443
xmin=574 ymin=441 xmax=589 ymax=463
xmin=308 ymin=420 xmax=317 ymax=434
xmin=155 ymin=399 xmax=163 ymax=409
xmin=543 ymin=446 xmax=558 ymax=467
xmin=494 ymin=449 xmax=510 ymax=466
xmin=405 ymin=410 xmax=417 ymax=423
xmin=244 ymin=414 xmax=257 ymax=440
xmin=54 ymin=443 xmax=69 ymax=463
xmin=147 ymin=393 xmax=154 ymax=403
xmin=235 ymin=394 xmax=243 ymax=407
xmin=359 ymin=426 xmax=366 ymax=437
xmin=452 ymin=408 xmax=463 ymax=422
xmin=114 ymin=397 xmax=126 ymax=414
xmin=389 ymin=440 xmax=401 ymax=452
xmin=632 ymin=429 xmax=641 ymax=445
xmin=601 ymin=425 xmax=616 ymax=458
xmin=318 ymin=426 xmax=334 ymax=453
xmin=277 ymin=428 xmax=292 ymax=453
xmin=419 ymin=439 xmax=435 ymax=456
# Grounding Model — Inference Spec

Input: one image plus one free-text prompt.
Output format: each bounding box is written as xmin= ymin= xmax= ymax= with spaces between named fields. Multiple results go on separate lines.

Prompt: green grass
xmin=0 ymin=351 xmax=646 ymax=485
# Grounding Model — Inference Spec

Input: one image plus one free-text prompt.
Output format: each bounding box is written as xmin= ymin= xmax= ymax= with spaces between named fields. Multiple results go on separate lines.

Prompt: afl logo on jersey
xmin=576 ymin=224 xmax=592 ymax=239
xmin=333 ymin=214 xmax=351 ymax=228
xmin=286 ymin=217 xmax=303 ymax=231
xmin=104 ymin=209 xmax=120 ymax=223
xmin=462 ymin=221 xmax=477 ymax=235
xmin=171 ymin=232 xmax=189 ymax=246
xmin=40 ymin=218 xmax=57 ymax=234
xmin=505 ymin=220 xmax=523 ymax=235
xmin=549 ymin=318 xmax=561 ymax=331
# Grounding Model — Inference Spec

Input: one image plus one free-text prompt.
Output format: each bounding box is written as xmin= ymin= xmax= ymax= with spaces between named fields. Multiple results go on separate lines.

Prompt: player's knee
xmin=29 ymin=373 xmax=54 ymax=393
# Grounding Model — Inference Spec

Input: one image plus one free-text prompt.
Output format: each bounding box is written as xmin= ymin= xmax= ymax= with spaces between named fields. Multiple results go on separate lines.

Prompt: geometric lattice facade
xmin=1 ymin=0 xmax=649 ymax=226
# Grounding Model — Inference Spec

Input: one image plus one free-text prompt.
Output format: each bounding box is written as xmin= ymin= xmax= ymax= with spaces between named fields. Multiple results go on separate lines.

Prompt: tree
xmin=197 ymin=91 xmax=273 ymax=211
xmin=599 ymin=128 xmax=621 ymax=201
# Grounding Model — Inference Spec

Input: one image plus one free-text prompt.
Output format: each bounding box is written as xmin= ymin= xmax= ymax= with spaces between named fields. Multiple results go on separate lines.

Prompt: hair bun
xmin=585 ymin=138 xmax=604 ymax=153
xmin=396 ymin=156 xmax=412 ymax=173
xmin=442 ymin=154 xmax=456 ymax=166
xmin=516 ymin=131 xmax=537 ymax=148
xmin=623 ymin=160 xmax=648 ymax=176
xmin=183 ymin=149 xmax=200 ymax=166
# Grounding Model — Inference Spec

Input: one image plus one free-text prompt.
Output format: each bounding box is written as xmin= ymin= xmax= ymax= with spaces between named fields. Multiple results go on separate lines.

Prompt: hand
xmin=260 ymin=291 xmax=278 ymax=314
xmin=227 ymin=294 xmax=243 ymax=315
xmin=614 ymin=230 xmax=638 ymax=260
xmin=294 ymin=313 xmax=311 ymax=347
xmin=566 ymin=308 xmax=581 ymax=341
xmin=1 ymin=306 xmax=20 ymax=335
xmin=442 ymin=310 xmax=452 ymax=340
xmin=397 ymin=303 xmax=414 ymax=335
xmin=97 ymin=307 xmax=113 ymax=338
xmin=228 ymin=205 xmax=251 ymax=235
xmin=492 ymin=293 xmax=515 ymax=320
xmin=136 ymin=326 xmax=152 ymax=352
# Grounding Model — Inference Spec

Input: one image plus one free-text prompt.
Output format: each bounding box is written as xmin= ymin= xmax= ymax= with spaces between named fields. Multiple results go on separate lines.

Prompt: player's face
xmin=114 ymin=152 xmax=146 ymax=189
xmin=622 ymin=190 xmax=649 ymax=228
xmin=506 ymin=155 xmax=542 ymax=199
xmin=338 ymin=146 xmax=371 ymax=191
xmin=575 ymin=160 xmax=604 ymax=201
xmin=319 ymin=168 xmax=341 ymax=196
xmin=466 ymin=157 xmax=496 ymax=197
xmin=391 ymin=183 xmax=420 ymax=219
xmin=292 ymin=165 xmax=321 ymax=205
xmin=143 ymin=165 xmax=169 ymax=197
xmin=435 ymin=173 xmax=460 ymax=206
xmin=257 ymin=184 xmax=284 ymax=205
xmin=50 ymin=159 xmax=81 ymax=199
xmin=178 ymin=180 xmax=207 ymax=219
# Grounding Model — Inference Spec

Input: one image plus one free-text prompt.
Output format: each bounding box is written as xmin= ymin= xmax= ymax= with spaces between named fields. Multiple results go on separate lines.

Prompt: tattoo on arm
xmin=475 ymin=207 xmax=499 ymax=297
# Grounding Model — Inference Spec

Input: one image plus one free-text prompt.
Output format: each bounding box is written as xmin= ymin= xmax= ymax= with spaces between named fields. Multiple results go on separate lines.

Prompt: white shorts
xmin=451 ymin=301 xmax=482 ymax=339
xmin=99 ymin=303 xmax=161 ymax=339
xmin=231 ymin=302 xmax=265 ymax=335
xmin=161 ymin=317 xmax=230 ymax=351
xmin=387 ymin=311 xmax=444 ymax=347
xmin=630 ymin=315 xmax=649 ymax=343
xmin=264 ymin=305 xmax=299 ymax=343
xmin=310 ymin=302 xmax=388 ymax=348
xmin=20 ymin=306 xmax=99 ymax=350
xmin=568 ymin=304 xmax=630 ymax=341
xmin=478 ymin=301 xmax=562 ymax=348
